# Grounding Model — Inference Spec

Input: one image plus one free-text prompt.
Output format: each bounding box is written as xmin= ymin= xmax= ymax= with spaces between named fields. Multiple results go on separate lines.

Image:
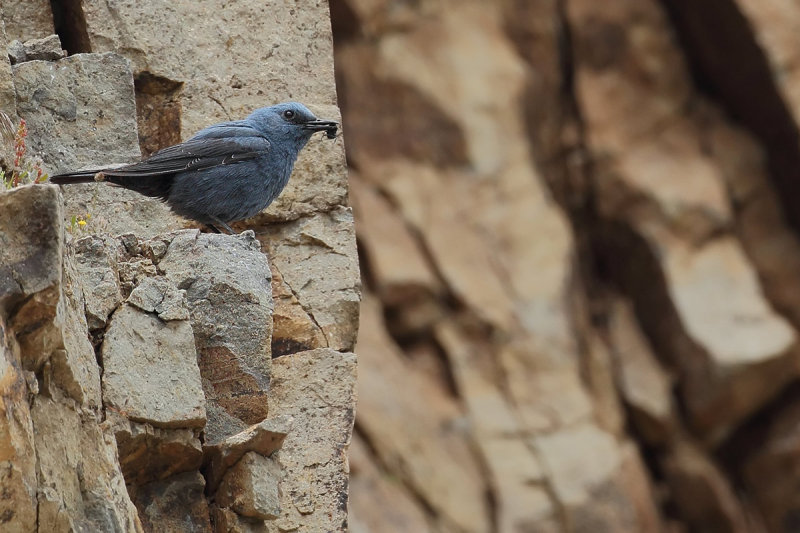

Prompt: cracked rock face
xmin=2 ymin=0 xmax=355 ymax=530
xmin=334 ymin=0 xmax=800 ymax=532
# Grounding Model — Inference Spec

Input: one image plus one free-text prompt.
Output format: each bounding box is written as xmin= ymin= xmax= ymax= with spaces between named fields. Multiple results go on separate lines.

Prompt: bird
xmin=49 ymin=102 xmax=338 ymax=233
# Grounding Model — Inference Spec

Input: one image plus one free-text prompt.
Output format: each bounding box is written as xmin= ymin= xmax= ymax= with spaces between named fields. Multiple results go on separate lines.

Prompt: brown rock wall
xmin=336 ymin=0 xmax=800 ymax=531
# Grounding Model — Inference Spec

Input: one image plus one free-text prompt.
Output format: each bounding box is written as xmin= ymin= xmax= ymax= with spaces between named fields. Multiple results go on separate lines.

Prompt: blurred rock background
xmin=334 ymin=0 xmax=800 ymax=531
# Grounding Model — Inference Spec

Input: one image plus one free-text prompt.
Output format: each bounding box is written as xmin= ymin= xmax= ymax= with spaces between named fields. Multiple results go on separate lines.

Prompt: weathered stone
xmin=733 ymin=0 xmax=800 ymax=122
xmin=107 ymin=412 xmax=203 ymax=486
xmin=349 ymin=172 xmax=440 ymax=304
xmin=257 ymin=208 xmax=360 ymax=352
xmin=0 ymin=20 xmax=16 ymax=117
xmin=127 ymin=276 xmax=189 ymax=321
xmin=608 ymin=298 xmax=676 ymax=444
xmin=1 ymin=186 xmax=102 ymax=409
xmin=0 ymin=185 xmax=62 ymax=315
xmin=6 ymin=39 xmax=25 ymax=65
xmin=269 ymin=263 xmax=327 ymax=357
xmin=101 ymin=304 xmax=205 ymax=428
xmin=204 ymin=415 xmax=290 ymax=493
xmin=535 ymin=423 xmax=663 ymax=531
xmin=33 ymin=392 xmax=142 ymax=532
xmin=664 ymin=238 xmax=798 ymax=440
xmin=569 ymin=0 xmax=800 ymax=442
xmin=7 ymin=34 xmax=65 ymax=64
xmin=358 ymin=298 xmax=491 ymax=533
xmin=535 ymin=422 xmax=621 ymax=507
xmin=739 ymin=394 xmax=800 ymax=532
xmin=130 ymin=471 xmax=212 ymax=533
xmin=662 ymin=440 xmax=748 ymax=533
xmin=159 ymin=230 xmax=273 ymax=442
xmin=210 ymin=505 xmax=268 ymax=533
xmin=216 ymin=451 xmax=281 ymax=520
xmin=265 ymin=349 xmax=356 ymax=533
xmin=349 ymin=434 xmax=433 ymax=533
xmin=72 ymin=234 xmax=123 ymax=330
xmin=0 ymin=324 xmax=37 ymax=532
xmin=12 ymin=52 xmax=184 ymax=237
xmin=617 ymin=442 xmax=664 ymax=532
xmin=1 ymin=0 xmax=54 ymax=42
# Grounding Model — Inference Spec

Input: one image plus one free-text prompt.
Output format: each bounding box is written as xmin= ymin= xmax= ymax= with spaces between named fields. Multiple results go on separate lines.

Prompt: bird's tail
xmin=49 ymin=170 xmax=104 ymax=185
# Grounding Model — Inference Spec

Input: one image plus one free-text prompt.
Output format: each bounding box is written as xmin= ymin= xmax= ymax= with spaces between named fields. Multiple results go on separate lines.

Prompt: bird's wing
xmin=102 ymin=132 xmax=271 ymax=179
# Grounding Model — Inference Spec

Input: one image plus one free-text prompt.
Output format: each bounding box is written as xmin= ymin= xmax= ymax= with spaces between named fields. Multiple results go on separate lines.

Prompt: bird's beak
xmin=303 ymin=119 xmax=339 ymax=139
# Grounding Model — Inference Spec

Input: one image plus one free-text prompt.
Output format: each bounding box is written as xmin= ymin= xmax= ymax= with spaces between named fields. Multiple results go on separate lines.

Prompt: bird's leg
xmin=209 ymin=216 xmax=236 ymax=235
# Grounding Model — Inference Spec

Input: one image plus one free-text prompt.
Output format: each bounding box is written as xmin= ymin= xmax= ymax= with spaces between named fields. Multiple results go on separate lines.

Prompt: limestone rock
xmin=569 ymin=0 xmax=800 ymax=442
xmin=130 ymin=471 xmax=212 ymax=533
xmin=349 ymin=434 xmax=433 ymax=533
xmin=266 ymin=349 xmax=356 ymax=533
xmin=0 ymin=185 xmax=62 ymax=315
xmin=257 ymin=208 xmax=360 ymax=352
xmin=1 ymin=0 xmax=54 ymax=42
xmin=216 ymin=451 xmax=281 ymax=520
xmin=349 ymin=172 xmax=440 ymax=305
xmin=72 ymin=234 xmax=123 ymax=330
xmin=269 ymin=263 xmax=327 ymax=357
xmin=33 ymin=392 xmax=143 ymax=532
xmin=739 ymin=393 xmax=800 ymax=531
xmin=204 ymin=415 xmax=292 ymax=492
xmin=127 ymin=275 xmax=189 ymax=321
xmin=108 ymin=413 xmax=203 ymax=486
xmin=0 ymin=20 xmax=16 ymax=117
xmin=101 ymin=304 xmax=205 ymax=428
xmin=159 ymin=230 xmax=273 ymax=442
xmin=2 ymin=185 xmax=102 ymax=409
xmin=7 ymin=34 xmax=65 ymax=64
xmin=210 ymin=506 xmax=269 ymax=533
xmin=358 ymin=297 xmax=491 ymax=533
xmin=0 ymin=317 xmax=37 ymax=532
xmin=662 ymin=440 xmax=748 ymax=532
xmin=609 ymin=298 xmax=676 ymax=444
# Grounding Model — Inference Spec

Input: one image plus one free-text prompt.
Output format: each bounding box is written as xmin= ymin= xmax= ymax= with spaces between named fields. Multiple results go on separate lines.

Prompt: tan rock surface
xmin=358 ymin=297 xmax=491 ymax=533
xmin=159 ymin=230 xmax=273 ymax=443
xmin=0 ymin=311 xmax=37 ymax=532
xmin=101 ymin=303 xmax=205 ymax=428
xmin=216 ymin=451 xmax=281 ymax=520
xmin=266 ymin=348 xmax=357 ymax=533
xmin=130 ymin=472 xmax=212 ymax=533
xmin=608 ymin=299 xmax=676 ymax=444
xmin=332 ymin=0 xmax=800 ymax=531
xmin=0 ymin=20 xmax=16 ymax=118
xmin=1 ymin=0 xmax=53 ymax=42
xmin=203 ymin=415 xmax=291 ymax=492
xmin=348 ymin=434 xmax=434 ymax=533
xmin=568 ymin=0 xmax=800 ymax=442
xmin=257 ymin=208 xmax=361 ymax=352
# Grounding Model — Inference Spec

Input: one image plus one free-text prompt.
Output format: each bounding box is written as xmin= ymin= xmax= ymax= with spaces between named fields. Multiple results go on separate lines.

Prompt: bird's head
xmin=247 ymin=102 xmax=338 ymax=151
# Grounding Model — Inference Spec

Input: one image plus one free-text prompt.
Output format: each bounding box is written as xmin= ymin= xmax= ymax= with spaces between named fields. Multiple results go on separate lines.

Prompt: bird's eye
xmin=283 ymin=110 xmax=295 ymax=120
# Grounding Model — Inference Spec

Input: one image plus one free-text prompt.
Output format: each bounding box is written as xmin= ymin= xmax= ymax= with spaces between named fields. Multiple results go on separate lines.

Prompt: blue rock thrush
xmin=50 ymin=102 xmax=338 ymax=233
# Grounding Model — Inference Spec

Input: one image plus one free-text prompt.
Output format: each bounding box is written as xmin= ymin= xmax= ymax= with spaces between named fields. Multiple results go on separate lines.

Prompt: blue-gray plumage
xmin=50 ymin=102 xmax=338 ymax=233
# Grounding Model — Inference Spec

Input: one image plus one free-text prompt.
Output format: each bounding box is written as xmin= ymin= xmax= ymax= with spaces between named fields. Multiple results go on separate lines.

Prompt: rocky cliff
xmin=0 ymin=2 xmax=357 ymax=532
xmin=335 ymin=0 xmax=800 ymax=532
